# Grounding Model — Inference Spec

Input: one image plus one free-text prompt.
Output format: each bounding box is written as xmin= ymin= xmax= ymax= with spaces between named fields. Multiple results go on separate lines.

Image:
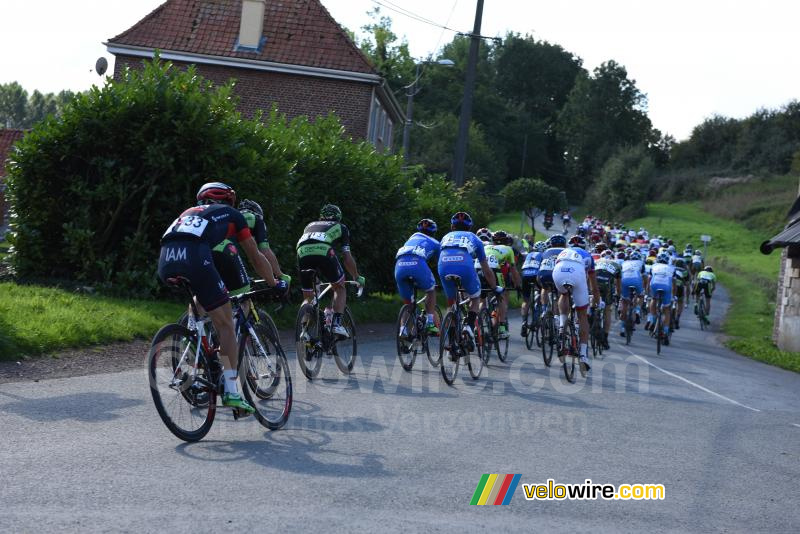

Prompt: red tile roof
xmin=0 ymin=129 xmax=24 ymax=178
xmin=108 ymin=0 xmax=376 ymax=75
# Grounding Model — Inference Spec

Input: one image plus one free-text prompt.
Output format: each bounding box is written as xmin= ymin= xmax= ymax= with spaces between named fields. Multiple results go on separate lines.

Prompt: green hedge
xmin=6 ymin=58 xmax=491 ymax=295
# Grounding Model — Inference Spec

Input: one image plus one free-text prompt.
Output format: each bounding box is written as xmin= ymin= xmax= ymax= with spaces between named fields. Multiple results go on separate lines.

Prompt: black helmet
xmin=320 ymin=204 xmax=342 ymax=221
xmin=197 ymin=182 xmax=236 ymax=206
xmin=492 ymin=230 xmax=511 ymax=245
xmin=416 ymin=218 xmax=437 ymax=236
xmin=238 ymin=199 xmax=263 ymax=218
xmin=548 ymin=234 xmax=567 ymax=248
xmin=450 ymin=211 xmax=473 ymax=230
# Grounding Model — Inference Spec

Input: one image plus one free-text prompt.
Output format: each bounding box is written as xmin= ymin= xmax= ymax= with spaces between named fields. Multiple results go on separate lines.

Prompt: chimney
xmin=238 ymin=0 xmax=266 ymax=50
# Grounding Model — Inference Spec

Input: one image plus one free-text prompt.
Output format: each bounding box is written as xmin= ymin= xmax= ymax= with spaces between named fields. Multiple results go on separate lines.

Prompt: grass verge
xmin=627 ymin=203 xmax=800 ymax=373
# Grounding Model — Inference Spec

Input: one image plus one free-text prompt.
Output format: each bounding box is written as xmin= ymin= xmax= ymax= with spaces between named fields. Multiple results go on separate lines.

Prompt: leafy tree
xmin=356 ymin=8 xmax=415 ymax=89
xmin=0 ymin=82 xmax=28 ymax=128
xmin=586 ymin=145 xmax=654 ymax=220
xmin=500 ymin=177 xmax=563 ymax=225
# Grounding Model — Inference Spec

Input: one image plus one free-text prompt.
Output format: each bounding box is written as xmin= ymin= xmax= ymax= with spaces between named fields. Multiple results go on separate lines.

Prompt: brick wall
xmin=114 ymin=55 xmax=373 ymax=139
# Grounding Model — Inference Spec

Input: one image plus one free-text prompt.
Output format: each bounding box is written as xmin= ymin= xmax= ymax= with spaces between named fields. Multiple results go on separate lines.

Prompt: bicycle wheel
xmin=478 ymin=308 xmax=492 ymax=365
xmin=523 ymin=306 xmax=534 ymax=350
xmin=295 ymin=304 xmax=322 ymax=380
xmin=148 ymin=323 xmax=215 ymax=442
xmin=333 ymin=307 xmax=357 ymax=374
xmin=425 ymin=306 xmax=444 ymax=367
xmin=625 ymin=307 xmax=634 ymax=345
xmin=562 ymin=320 xmax=577 ymax=384
xmin=440 ymin=311 xmax=460 ymax=385
xmin=698 ymin=298 xmax=707 ymax=331
xmin=395 ymin=304 xmax=417 ymax=372
xmin=655 ymin=297 xmax=663 ymax=355
xmin=542 ymin=314 xmax=554 ymax=367
xmin=239 ymin=321 xmax=292 ymax=430
xmin=467 ymin=313 xmax=484 ymax=379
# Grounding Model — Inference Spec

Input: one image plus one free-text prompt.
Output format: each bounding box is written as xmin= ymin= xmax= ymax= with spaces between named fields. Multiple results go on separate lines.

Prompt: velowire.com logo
xmin=470 ymin=474 xmax=522 ymax=505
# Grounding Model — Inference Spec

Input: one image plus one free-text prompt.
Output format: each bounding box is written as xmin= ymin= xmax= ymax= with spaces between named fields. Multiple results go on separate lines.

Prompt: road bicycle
xmin=539 ymin=287 xmax=559 ymax=367
xmin=147 ymin=278 xmax=292 ymax=442
xmin=395 ymin=278 xmax=443 ymax=371
xmin=696 ymin=281 xmax=710 ymax=330
xmin=295 ymin=271 xmax=362 ymax=380
xmin=557 ymin=283 xmax=580 ymax=383
xmin=622 ymin=285 xmax=639 ymax=346
xmin=521 ymin=285 xmax=542 ymax=350
xmin=589 ymin=300 xmax=605 ymax=358
xmin=481 ymin=288 xmax=508 ymax=363
xmin=649 ymin=289 xmax=671 ymax=355
xmin=439 ymin=275 xmax=488 ymax=385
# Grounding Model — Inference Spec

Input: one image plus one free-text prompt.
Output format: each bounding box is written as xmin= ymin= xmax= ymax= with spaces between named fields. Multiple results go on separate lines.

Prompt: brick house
xmin=104 ymin=0 xmax=403 ymax=151
xmin=0 ymin=129 xmax=25 ymax=230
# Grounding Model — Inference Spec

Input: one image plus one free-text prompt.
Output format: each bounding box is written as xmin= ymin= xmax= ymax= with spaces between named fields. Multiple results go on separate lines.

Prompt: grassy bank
xmin=627 ymin=203 xmax=799 ymax=373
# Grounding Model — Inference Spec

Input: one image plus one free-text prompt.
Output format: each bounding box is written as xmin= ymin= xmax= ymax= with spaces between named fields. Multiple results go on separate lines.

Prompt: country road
xmin=1 ymin=286 xmax=798 ymax=533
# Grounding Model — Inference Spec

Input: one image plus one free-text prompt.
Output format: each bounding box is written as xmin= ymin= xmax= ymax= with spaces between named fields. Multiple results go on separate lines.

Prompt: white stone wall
xmin=776 ymin=253 xmax=800 ymax=352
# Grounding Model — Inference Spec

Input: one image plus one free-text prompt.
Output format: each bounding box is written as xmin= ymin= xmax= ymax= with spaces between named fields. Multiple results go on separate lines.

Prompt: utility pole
xmin=452 ymin=0 xmax=484 ymax=187
xmin=402 ymin=63 xmax=421 ymax=162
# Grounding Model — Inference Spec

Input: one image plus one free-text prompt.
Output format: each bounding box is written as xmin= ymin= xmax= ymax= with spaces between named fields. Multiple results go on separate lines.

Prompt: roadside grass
xmin=0 ymin=241 xmax=10 ymax=260
xmin=0 ymin=282 xmax=183 ymax=360
xmin=627 ymin=203 xmax=799 ymax=373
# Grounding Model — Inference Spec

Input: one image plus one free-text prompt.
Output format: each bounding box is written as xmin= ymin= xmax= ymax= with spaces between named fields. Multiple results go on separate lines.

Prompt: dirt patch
xmin=0 ymin=322 xmax=398 ymax=385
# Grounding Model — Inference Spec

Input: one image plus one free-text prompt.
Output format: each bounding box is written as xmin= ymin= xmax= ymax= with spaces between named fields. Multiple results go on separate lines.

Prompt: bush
xmin=411 ymin=172 xmax=494 ymax=233
xmin=6 ymin=58 xmax=419 ymax=294
xmin=586 ymin=145 xmax=654 ymax=220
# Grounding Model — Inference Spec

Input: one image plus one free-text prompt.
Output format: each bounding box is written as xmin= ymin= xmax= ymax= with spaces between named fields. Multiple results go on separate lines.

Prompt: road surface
xmin=1 ymin=286 xmax=798 ymax=532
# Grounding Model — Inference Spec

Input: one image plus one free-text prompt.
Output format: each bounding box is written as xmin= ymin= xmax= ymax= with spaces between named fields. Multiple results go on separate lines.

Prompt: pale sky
xmin=1 ymin=0 xmax=798 ymax=140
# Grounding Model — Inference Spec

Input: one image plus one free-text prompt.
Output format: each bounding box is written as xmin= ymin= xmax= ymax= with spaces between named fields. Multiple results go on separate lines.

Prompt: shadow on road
xmin=0 ymin=390 xmax=142 ymax=422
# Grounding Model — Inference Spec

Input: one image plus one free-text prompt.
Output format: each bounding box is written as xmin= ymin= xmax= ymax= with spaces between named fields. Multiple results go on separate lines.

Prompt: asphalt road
xmin=1 ymin=281 xmax=799 ymax=533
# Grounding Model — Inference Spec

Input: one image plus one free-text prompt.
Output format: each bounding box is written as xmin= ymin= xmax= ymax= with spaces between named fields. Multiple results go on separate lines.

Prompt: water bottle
xmin=324 ymin=307 xmax=333 ymax=327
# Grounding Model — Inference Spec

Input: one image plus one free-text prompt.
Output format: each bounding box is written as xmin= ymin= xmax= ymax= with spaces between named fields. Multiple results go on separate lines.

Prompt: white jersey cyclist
xmin=553 ymin=246 xmax=595 ymax=308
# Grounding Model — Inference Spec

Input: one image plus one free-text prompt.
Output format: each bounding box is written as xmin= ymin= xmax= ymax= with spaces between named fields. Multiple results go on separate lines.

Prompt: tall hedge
xmin=6 ymin=58 xmax=491 ymax=295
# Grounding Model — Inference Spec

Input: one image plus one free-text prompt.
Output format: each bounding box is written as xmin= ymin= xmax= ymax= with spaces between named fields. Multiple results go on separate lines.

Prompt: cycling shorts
xmin=597 ymin=280 xmax=614 ymax=304
xmin=298 ymin=249 xmax=345 ymax=291
xmin=620 ymin=277 xmax=643 ymax=300
xmin=650 ymin=282 xmax=673 ymax=306
xmin=157 ymin=239 xmax=230 ymax=312
xmin=521 ymin=275 xmax=540 ymax=300
xmin=695 ymin=281 xmax=712 ymax=298
xmin=212 ymin=240 xmax=250 ymax=296
xmin=552 ymin=263 xmax=590 ymax=309
xmin=394 ymin=255 xmax=436 ymax=302
xmin=438 ymin=253 xmax=481 ymax=300
xmin=479 ymin=269 xmax=504 ymax=291
xmin=676 ymin=285 xmax=685 ymax=299
xmin=537 ymin=269 xmax=555 ymax=291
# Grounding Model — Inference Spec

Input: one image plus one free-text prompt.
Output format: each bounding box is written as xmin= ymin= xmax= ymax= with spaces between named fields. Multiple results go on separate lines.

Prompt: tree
xmin=0 ymin=82 xmax=28 ymax=128
xmin=356 ymin=8 xmax=415 ymax=89
xmin=556 ymin=60 xmax=653 ymax=197
xmin=500 ymin=177 xmax=563 ymax=226
xmin=586 ymin=145 xmax=654 ymax=220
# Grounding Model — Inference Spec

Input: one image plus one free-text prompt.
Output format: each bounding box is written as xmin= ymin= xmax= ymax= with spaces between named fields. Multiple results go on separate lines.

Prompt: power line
xmin=370 ymin=0 xmax=459 ymax=33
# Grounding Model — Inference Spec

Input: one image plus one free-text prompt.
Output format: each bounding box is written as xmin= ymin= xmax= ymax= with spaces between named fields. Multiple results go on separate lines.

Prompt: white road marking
xmin=792 ymin=423 xmax=800 ymax=429
xmin=620 ymin=347 xmax=761 ymax=412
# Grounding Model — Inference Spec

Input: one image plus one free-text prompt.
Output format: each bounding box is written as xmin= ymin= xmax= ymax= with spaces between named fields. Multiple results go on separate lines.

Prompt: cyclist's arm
xmin=480 ymin=260 xmax=498 ymax=289
xmin=262 ymin=247 xmax=284 ymax=278
xmin=510 ymin=265 xmax=522 ymax=288
xmin=342 ymin=250 xmax=360 ymax=281
xmin=588 ymin=271 xmax=601 ymax=303
xmin=240 ymin=236 xmax=277 ymax=286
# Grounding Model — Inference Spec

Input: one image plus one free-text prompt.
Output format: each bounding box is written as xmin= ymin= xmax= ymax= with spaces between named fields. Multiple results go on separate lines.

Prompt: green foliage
xmin=586 ymin=145 xmax=654 ymax=220
xmin=356 ymin=8 xmax=415 ymax=89
xmin=0 ymin=82 xmax=76 ymax=128
xmin=411 ymin=173 xmax=493 ymax=233
xmin=6 ymin=58 xmax=422 ymax=294
xmin=500 ymin=177 xmax=563 ymax=220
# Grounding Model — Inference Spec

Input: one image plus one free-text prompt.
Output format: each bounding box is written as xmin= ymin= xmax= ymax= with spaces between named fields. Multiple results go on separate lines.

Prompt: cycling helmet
xmin=569 ymin=235 xmax=587 ymax=249
xmin=534 ymin=240 xmax=547 ymax=253
xmin=320 ymin=204 xmax=342 ymax=221
xmin=476 ymin=227 xmax=492 ymax=242
xmin=675 ymin=259 xmax=686 ymax=268
xmin=450 ymin=211 xmax=473 ymax=229
xmin=417 ymin=218 xmax=438 ymax=236
xmin=492 ymin=230 xmax=511 ymax=245
xmin=595 ymin=242 xmax=608 ymax=252
xmin=548 ymin=234 xmax=567 ymax=248
xmin=238 ymin=199 xmax=263 ymax=218
xmin=630 ymin=251 xmax=642 ymax=261
xmin=667 ymin=245 xmax=676 ymax=253
xmin=705 ymin=266 xmax=713 ymax=272
xmin=667 ymin=239 xmax=674 ymax=246
xmin=197 ymin=182 xmax=236 ymax=206
xmin=649 ymin=249 xmax=658 ymax=257
xmin=685 ymin=243 xmax=693 ymax=251
xmin=616 ymin=251 xmax=627 ymax=260
xmin=601 ymin=249 xmax=614 ymax=259
xmin=656 ymin=252 xmax=670 ymax=264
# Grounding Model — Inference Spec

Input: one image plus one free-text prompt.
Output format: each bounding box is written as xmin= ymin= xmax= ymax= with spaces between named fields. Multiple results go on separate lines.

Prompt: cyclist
xmin=395 ymin=218 xmax=441 ymax=336
xmin=543 ymin=211 xmax=554 ymax=230
xmin=691 ymin=249 xmax=705 ymax=278
xmin=562 ymin=210 xmax=571 ymax=232
xmin=595 ymin=249 xmax=621 ymax=349
xmin=647 ymin=252 xmax=676 ymax=344
xmin=486 ymin=230 xmax=521 ymax=339
xmin=238 ymin=199 xmax=291 ymax=285
xmin=553 ymin=235 xmax=601 ymax=376
xmin=520 ymin=241 xmax=546 ymax=337
xmin=438 ymin=212 xmax=501 ymax=348
xmin=673 ymin=258 xmax=691 ymax=329
xmin=619 ymin=250 xmax=647 ymax=337
xmin=694 ymin=266 xmax=717 ymax=323
xmin=296 ymin=204 xmax=365 ymax=339
xmin=537 ymin=234 xmax=567 ymax=320
xmin=158 ymin=182 xmax=285 ymax=415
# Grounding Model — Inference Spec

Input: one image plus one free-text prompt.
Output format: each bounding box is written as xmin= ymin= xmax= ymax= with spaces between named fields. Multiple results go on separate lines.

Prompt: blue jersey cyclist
xmin=537 ymin=234 xmax=567 ymax=318
xmin=158 ymin=182 xmax=286 ymax=415
xmin=395 ymin=218 xmax=441 ymax=335
xmin=437 ymin=212 xmax=502 ymax=346
xmin=519 ymin=240 xmax=546 ymax=338
xmin=647 ymin=252 xmax=677 ymax=343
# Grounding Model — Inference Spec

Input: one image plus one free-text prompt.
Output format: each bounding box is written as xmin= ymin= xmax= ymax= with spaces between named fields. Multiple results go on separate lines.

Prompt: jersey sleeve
xmin=339 ymin=224 xmax=351 ymax=252
xmin=230 ymin=208 xmax=252 ymax=242
xmin=474 ymin=236 xmax=487 ymax=262
xmin=248 ymin=213 xmax=269 ymax=250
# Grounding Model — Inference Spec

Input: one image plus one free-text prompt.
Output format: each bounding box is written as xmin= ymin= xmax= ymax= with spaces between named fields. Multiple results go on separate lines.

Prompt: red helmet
xmin=197 ymin=182 xmax=236 ymax=206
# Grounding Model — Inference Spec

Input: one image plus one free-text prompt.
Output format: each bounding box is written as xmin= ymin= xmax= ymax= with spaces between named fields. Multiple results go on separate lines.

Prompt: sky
xmin=1 ymin=0 xmax=798 ymax=140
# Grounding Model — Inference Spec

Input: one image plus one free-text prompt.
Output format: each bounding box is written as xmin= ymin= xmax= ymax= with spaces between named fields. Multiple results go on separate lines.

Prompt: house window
xmin=368 ymin=95 xmax=394 ymax=152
